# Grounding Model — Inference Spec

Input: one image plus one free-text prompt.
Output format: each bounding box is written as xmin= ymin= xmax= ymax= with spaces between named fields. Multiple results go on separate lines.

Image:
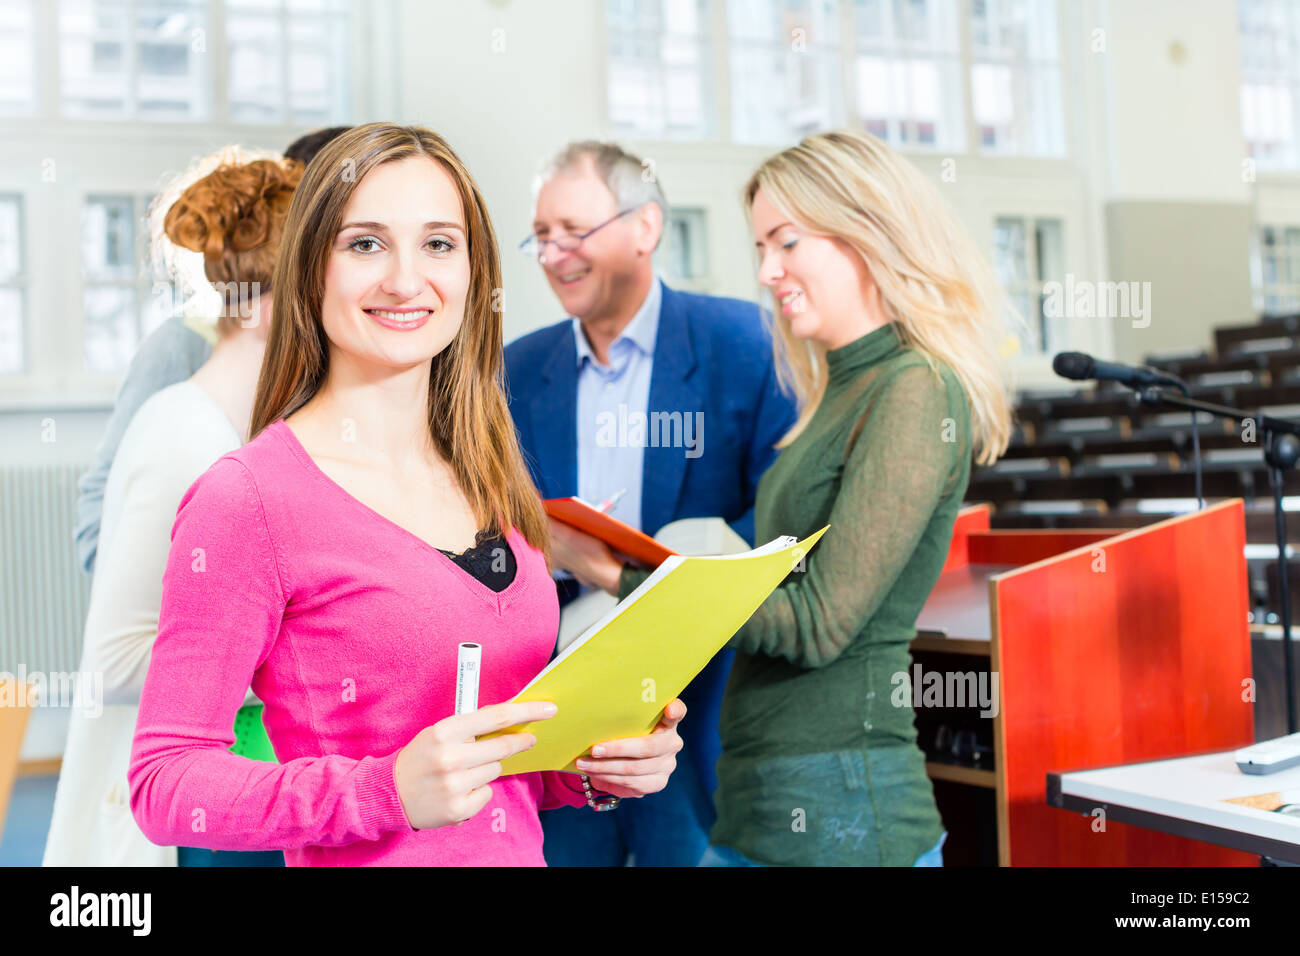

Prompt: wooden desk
xmin=908 ymin=501 xmax=1257 ymax=865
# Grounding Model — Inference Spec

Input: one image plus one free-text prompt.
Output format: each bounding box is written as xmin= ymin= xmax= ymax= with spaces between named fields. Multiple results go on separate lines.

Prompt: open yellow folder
xmin=487 ymin=526 xmax=829 ymax=775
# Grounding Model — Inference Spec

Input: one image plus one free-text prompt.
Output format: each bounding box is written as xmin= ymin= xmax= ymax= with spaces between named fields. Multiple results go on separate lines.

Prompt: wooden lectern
xmin=912 ymin=499 xmax=1256 ymax=865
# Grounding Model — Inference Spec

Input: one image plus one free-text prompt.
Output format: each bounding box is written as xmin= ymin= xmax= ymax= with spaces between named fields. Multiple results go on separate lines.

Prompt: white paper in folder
xmin=554 ymin=516 xmax=750 ymax=653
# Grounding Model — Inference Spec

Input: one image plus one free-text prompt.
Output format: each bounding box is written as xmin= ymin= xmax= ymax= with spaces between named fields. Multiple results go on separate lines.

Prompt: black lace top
xmin=437 ymin=527 xmax=517 ymax=592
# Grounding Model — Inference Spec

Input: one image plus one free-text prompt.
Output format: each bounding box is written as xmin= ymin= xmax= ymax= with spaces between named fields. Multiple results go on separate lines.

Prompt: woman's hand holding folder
xmin=393 ymin=698 xmax=687 ymax=827
xmin=394 ymin=700 xmax=556 ymax=829
xmin=576 ymin=698 xmax=687 ymax=798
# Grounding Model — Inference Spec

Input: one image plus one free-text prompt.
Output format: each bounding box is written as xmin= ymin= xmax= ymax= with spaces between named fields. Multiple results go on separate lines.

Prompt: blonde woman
xmin=560 ymin=128 xmax=1013 ymax=866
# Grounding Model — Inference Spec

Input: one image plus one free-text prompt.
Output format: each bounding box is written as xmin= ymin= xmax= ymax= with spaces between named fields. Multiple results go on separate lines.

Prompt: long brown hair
xmin=250 ymin=123 xmax=549 ymax=555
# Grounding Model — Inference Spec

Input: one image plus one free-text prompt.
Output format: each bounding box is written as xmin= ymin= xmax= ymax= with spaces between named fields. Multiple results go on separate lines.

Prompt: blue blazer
xmin=504 ymin=280 xmax=797 ymax=548
xmin=503 ymin=281 xmax=798 ymax=809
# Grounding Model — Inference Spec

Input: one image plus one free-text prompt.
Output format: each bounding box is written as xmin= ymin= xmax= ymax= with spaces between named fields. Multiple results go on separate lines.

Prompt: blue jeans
xmin=176 ymin=846 xmax=285 ymax=867
xmin=541 ymin=746 xmax=714 ymax=866
xmin=699 ymin=830 xmax=947 ymax=867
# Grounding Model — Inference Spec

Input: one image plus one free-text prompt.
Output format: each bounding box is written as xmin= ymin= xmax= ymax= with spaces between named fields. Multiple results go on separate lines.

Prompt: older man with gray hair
xmin=504 ymin=140 xmax=797 ymax=866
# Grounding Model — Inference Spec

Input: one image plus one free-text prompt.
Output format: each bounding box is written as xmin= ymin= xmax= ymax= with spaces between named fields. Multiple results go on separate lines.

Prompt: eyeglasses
xmin=519 ymin=206 xmax=639 ymax=262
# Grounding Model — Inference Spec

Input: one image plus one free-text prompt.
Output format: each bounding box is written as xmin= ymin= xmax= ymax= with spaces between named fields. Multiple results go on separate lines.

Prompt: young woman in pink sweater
xmin=128 ymin=123 xmax=685 ymax=866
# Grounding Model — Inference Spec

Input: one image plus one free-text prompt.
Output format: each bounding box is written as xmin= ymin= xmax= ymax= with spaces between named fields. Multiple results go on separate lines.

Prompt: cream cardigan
xmin=44 ymin=381 xmax=249 ymax=866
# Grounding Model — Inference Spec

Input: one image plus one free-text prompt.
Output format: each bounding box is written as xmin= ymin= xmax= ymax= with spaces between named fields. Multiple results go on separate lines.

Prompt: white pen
xmin=455 ymin=642 xmax=481 ymax=715
xmin=596 ymin=488 xmax=627 ymax=514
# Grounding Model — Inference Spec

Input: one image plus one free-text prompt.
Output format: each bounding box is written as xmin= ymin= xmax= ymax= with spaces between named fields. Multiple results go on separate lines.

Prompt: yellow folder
xmin=487 ymin=527 xmax=829 ymax=775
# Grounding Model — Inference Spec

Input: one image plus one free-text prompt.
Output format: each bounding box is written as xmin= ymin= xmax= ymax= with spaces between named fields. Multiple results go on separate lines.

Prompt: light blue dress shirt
xmin=573 ymin=277 xmax=662 ymax=533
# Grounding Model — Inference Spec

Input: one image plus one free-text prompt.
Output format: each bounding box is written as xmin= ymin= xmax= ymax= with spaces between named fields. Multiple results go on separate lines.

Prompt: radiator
xmin=0 ymin=462 xmax=92 ymax=675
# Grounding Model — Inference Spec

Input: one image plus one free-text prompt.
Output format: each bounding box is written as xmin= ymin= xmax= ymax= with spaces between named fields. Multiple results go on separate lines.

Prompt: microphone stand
xmin=1138 ymin=385 xmax=1300 ymax=734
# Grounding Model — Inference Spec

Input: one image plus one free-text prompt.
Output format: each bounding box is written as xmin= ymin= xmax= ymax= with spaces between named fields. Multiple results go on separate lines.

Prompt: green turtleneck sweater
xmin=618 ymin=321 xmax=971 ymax=865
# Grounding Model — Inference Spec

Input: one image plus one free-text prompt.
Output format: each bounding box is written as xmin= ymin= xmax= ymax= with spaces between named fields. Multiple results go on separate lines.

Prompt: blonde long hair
xmin=744 ymin=129 xmax=1014 ymax=465
xmin=249 ymin=123 xmax=550 ymax=556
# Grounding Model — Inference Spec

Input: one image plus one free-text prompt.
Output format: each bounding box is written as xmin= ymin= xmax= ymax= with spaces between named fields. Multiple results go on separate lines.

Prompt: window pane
xmin=1034 ymin=218 xmax=1064 ymax=352
xmin=1253 ymin=223 xmax=1300 ymax=314
xmin=0 ymin=288 xmax=22 ymax=374
xmin=970 ymin=0 xmax=1064 ymax=156
xmin=60 ymin=0 xmax=208 ymax=119
xmin=653 ymin=207 xmax=709 ymax=281
xmin=729 ymin=0 xmax=843 ymax=145
xmin=227 ymin=4 xmax=280 ymax=121
xmin=136 ymin=1 xmax=209 ymax=119
xmin=853 ymin=0 xmax=963 ymax=149
xmin=994 ymin=217 xmax=1028 ymax=283
xmin=84 ymin=286 xmax=138 ymax=373
xmin=60 ymin=0 xmax=130 ymax=116
xmin=607 ymin=0 xmax=711 ymax=140
xmin=83 ymin=196 xmax=137 ymax=281
xmin=229 ymin=0 xmax=350 ymax=124
xmin=0 ymin=193 xmax=22 ymax=375
xmin=1239 ymin=0 xmax=1300 ymax=169
xmin=0 ymin=0 xmax=36 ymax=115
xmin=0 ymin=193 xmax=21 ymax=280
xmin=288 ymin=10 xmax=348 ymax=123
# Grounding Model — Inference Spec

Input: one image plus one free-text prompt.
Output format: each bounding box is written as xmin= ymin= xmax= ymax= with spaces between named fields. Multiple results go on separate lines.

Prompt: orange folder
xmin=543 ymin=497 xmax=677 ymax=568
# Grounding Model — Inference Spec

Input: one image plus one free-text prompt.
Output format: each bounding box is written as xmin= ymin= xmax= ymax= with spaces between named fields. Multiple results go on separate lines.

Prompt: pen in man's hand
xmin=596 ymin=488 xmax=627 ymax=514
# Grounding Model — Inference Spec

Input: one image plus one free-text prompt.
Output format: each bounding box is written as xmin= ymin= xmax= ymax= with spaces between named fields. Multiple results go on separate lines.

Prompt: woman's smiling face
xmin=321 ymin=155 xmax=471 ymax=372
xmin=750 ymin=186 xmax=878 ymax=350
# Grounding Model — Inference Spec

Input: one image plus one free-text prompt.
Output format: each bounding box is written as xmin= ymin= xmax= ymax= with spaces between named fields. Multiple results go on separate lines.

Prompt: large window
xmin=606 ymin=0 xmax=1066 ymax=154
xmin=0 ymin=194 xmax=24 ymax=374
xmin=606 ymin=0 xmax=711 ymax=140
xmin=1239 ymin=0 xmax=1300 ymax=170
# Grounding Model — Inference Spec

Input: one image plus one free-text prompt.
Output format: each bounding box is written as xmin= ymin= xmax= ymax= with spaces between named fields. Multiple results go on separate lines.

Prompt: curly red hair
xmin=163 ymin=158 xmax=303 ymax=331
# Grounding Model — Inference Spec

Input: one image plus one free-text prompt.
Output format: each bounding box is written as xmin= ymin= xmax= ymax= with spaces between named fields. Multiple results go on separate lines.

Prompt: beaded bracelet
xmin=579 ymin=773 xmax=621 ymax=811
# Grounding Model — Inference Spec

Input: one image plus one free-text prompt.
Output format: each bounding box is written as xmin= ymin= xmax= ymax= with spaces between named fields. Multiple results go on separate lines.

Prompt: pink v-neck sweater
xmin=128 ymin=420 xmax=587 ymax=866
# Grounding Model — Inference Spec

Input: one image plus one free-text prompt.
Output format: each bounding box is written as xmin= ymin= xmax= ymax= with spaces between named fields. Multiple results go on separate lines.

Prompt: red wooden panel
xmin=941 ymin=504 xmax=991 ymax=573
xmin=968 ymin=530 xmax=1122 ymax=567
xmin=993 ymin=499 xmax=1256 ymax=865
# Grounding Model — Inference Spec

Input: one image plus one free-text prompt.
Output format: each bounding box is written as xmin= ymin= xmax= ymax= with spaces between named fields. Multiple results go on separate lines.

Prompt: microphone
xmin=1051 ymin=351 xmax=1186 ymax=392
xmin=1050 ymin=351 xmax=1203 ymax=509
